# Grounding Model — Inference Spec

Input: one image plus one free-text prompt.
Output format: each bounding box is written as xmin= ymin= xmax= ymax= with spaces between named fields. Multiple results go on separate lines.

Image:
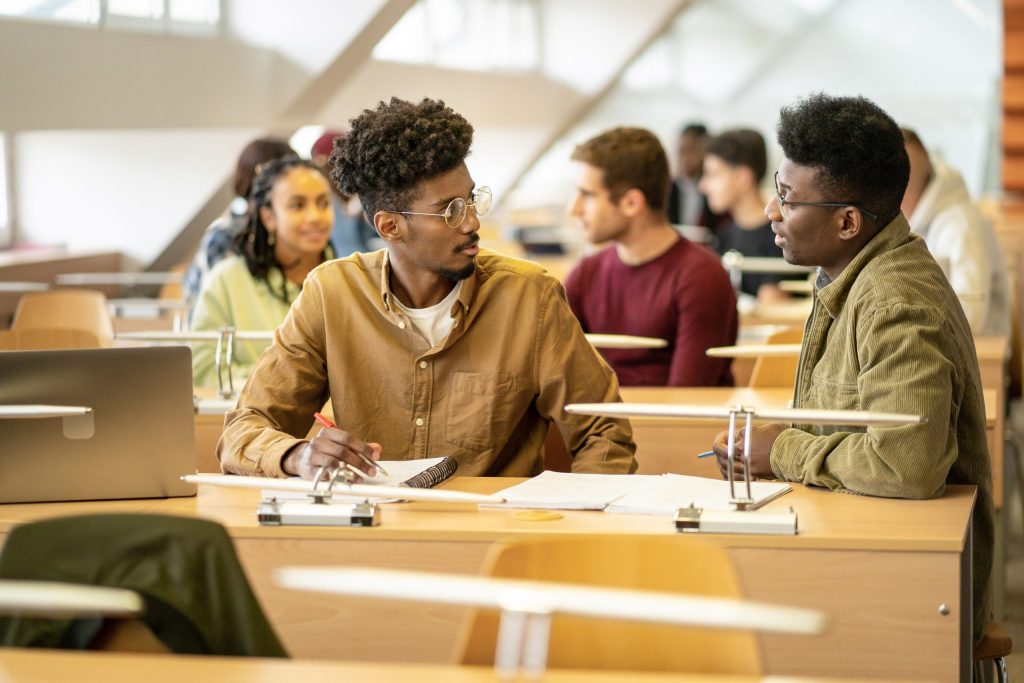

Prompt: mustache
xmin=455 ymin=233 xmax=480 ymax=253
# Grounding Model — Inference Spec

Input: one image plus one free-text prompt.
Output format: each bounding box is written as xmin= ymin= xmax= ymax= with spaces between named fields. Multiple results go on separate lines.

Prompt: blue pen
xmin=696 ymin=450 xmax=716 ymax=458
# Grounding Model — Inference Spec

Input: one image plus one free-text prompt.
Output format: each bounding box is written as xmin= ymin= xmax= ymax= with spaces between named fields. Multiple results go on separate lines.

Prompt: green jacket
xmin=770 ymin=214 xmax=994 ymax=645
xmin=0 ymin=514 xmax=287 ymax=657
xmin=190 ymin=256 xmax=300 ymax=389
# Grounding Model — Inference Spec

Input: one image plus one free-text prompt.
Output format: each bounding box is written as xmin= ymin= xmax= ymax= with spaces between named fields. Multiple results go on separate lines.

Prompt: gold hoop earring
xmin=267 ymin=231 xmax=276 ymax=246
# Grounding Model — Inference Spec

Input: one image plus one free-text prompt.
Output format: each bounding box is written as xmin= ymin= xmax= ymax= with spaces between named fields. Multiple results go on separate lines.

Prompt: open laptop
xmin=0 ymin=346 xmax=197 ymax=503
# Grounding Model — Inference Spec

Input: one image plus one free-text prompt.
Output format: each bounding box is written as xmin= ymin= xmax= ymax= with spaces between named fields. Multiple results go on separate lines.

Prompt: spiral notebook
xmin=260 ymin=456 xmax=458 ymax=501
xmin=369 ymin=456 xmax=458 ymax=488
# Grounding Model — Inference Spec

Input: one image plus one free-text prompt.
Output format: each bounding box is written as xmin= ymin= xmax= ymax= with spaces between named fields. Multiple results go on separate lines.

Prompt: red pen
xmin=313 ymin=412 xmax=388 ymax=477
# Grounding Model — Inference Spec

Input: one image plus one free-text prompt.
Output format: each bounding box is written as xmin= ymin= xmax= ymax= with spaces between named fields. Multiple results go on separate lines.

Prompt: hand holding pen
xmin=313 ymin=412 xmax=388 ymax=478
xmin=280 ymin=412 xmax=386 ymax=481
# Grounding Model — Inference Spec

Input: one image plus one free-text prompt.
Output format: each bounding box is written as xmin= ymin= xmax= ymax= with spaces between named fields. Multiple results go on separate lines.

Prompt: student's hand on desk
xmin=282 ymin=428 xmax=383 ymax=481
xmin=711 ymin=423 xmax=786 ymax=479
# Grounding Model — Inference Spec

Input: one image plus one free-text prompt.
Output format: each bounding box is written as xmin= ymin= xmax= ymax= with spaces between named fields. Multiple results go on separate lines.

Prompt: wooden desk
xmin=0 ymin=479 xmax=975 ymax=681
xmin=0 ymin=650 xmax=917 ymax=683
xmin=621 ymin=386 xmax=1005 ymax=509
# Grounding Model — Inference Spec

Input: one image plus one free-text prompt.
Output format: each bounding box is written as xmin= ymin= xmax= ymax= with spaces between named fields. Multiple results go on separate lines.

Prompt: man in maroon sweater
xmin=564 ymin=127 xmax=738 ymax=387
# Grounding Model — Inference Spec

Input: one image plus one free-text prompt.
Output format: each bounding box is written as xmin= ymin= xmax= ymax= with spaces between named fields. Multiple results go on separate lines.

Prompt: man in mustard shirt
xmin=218 ymin=97 xmax=636 ymax=480
xmin=712 ymin=93 xmax=993 ymax=646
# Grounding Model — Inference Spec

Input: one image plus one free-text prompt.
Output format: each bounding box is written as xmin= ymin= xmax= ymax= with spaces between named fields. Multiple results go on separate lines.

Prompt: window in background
xmin=106 ymin=0 xmax=161 ymax=19
xmin=374 ymin=0 xmax=539 ymax=72
xmin=0 ymin=0 xmax=101 ymax=23
xmin=104 ymin=0 xmax=219 ymax=35
xmin=0 ymin=0 xmax=219 ymax=34
xmin=168 ymin=0 xmax=218 ymax=25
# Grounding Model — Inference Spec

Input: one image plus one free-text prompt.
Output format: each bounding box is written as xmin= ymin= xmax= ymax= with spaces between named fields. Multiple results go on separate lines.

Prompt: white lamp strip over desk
xmin=0 ymin=581 xmax=142 ymax=619
xmin=565 ymin=402 xmax=926 ymax=426
xmin=706 ymin=343 xmax=802 ymax=358
xmin=56 ymin=272 xmax=183 ymax=286
xmin=118 ymin=330 xmax=665 ymax=349
xmin=0 ymin=405 xmax=92 ymax=419
xmin=276 ymin=566 xmax=825 ymax=679
xmin=720 ymin=252 xmax=816 ymax=274
xmin=183 ymin=473 xmax=506 ymax=505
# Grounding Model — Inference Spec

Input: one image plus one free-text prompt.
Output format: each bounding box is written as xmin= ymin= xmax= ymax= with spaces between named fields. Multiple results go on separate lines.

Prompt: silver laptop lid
xmin=0 ymin=347 xmax=197 ymax=503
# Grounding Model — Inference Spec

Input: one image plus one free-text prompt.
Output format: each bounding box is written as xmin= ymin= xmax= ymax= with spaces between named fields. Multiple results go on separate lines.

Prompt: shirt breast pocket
xmin=446 ymin=371 xmax=517 ymax=451
xmin=808 ymin=370 xmax=860 ymax=412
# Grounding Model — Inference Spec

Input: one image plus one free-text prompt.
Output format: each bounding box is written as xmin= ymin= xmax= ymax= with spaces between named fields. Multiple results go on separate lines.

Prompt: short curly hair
xmin=329 ymin=97 xmax=474 ymax=222
xmin=777 ymin=93 xmax=909 ymax=225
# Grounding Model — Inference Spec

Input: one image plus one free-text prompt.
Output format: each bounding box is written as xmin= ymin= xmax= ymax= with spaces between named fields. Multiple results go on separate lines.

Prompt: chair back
xmin=748 ymin=326 xmax=804 ymax=388
xmin=0 ymin=328 xmax=103 ymax=350
xmin=11 ymin=290 xmax=114 ymax=345
xmin=457 ymin=535 xmax=761 ymax=674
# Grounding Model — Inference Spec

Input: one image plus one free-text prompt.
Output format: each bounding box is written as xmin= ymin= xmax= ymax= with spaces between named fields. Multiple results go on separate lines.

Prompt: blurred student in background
xmin=183 ymin=137 xmax=296 ymax=308
xmin=565 ymin=126 xmax=737 ymax=387
xmin=667 ymin=122 xmax=728 ymax=231
xmin=310 ymin=130 xmax=381 ymax=256
xmin=901 ymin=128 xmax=1009 ymax=336
xmin=699 ymin=128 xmax=794 ymax=302
xmin=191 ymin=157 xmax=335 ymax=388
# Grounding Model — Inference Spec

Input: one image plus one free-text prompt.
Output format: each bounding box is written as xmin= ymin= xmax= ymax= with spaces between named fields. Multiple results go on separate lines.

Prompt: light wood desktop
xmin=0 ymin=650 xmax=920 ymax=683
xmin=0 ymin=478 xmax=976 ymax=681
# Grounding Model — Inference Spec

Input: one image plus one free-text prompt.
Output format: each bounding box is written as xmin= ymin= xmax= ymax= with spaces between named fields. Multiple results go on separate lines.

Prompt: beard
xmin=438 ymin=261 xmax=476 ymax=282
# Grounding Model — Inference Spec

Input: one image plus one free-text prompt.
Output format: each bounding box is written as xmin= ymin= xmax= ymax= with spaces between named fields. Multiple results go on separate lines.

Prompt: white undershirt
xmin=393 ymin=280 xmax=463 ymax=348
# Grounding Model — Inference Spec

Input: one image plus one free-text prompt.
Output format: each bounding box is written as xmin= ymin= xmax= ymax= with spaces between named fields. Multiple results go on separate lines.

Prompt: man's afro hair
xmin=329 ymin=97 xmax=474 ymax=220
xmin=777 ymin=93 xmax=909 ymax=224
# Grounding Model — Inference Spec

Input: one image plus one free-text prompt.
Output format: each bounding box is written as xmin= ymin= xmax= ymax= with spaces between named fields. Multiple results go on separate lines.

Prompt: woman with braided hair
xmin=191 ymin=156 xmax=335 ymax=388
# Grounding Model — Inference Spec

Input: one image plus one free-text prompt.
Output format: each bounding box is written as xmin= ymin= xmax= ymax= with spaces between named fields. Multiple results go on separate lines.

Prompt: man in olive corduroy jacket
xmin=711 ymin=93 xmax=994 ymax=647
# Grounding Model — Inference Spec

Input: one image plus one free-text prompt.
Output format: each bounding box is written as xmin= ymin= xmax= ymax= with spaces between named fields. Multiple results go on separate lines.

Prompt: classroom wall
xmin=506 ymin=0 xmax=1003 ymax=211
xmin=1 ymin=0 xmax=391 ymax=265
xmin=14 ymin=128 xmax=258 ymax=268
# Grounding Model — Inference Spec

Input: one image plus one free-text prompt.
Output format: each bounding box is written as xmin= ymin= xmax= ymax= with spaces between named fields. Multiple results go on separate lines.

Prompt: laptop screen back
xmin=0 ymin=346 xmax=197 ymax=503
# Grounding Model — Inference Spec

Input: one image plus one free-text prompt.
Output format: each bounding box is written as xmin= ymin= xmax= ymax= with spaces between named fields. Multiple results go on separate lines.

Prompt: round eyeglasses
xmin=773 ymin=172 xmax=878 ymax=222
xmin=386 ymin=186 xmax=493 ymax=229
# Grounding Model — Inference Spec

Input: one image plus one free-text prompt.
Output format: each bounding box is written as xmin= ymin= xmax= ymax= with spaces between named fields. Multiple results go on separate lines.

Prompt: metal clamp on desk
xmin=675 ymin=504 xmax=798 ymax=535
xmin=675 ymin=403 xmax=798 ymax=535
xmin=256 ymin=463 xmax=382 ymax=527
xmin=214 ymin=326 xmax=236 ymax=399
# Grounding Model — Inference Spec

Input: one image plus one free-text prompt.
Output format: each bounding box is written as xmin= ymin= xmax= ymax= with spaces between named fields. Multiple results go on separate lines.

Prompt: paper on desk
xmin=605 ymin=473 xmax=791 ymax=515
xmin=482 ymin=471 xmax=657 ymax=510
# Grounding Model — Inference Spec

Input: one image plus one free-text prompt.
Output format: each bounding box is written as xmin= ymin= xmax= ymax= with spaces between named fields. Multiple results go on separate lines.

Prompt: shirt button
xmin=415 ymin=418 xmax=424 ymax=427
xmin=419 ymin=361 xmax=427 ymax=369
xmin=398 ymin=322 xmax=406 ymax=330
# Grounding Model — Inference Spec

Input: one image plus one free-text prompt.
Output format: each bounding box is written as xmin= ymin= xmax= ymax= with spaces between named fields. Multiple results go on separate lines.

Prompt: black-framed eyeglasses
xmin=773 ymin=172 xmax=878 ymax=221
xmin=385 ymin=186 xmax=493 ymax=229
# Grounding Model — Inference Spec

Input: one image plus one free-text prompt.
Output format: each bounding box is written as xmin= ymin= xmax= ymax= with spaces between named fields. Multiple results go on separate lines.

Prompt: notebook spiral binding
xmin=402 ymin=456 xmax=458 ymax=489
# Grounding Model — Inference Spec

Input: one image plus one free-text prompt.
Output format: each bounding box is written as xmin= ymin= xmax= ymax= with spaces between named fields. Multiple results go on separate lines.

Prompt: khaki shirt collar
xmin=377 ymin=248 xmax=480 ymax=327
xmin=815 ymin=214 xmax=912 ymax=319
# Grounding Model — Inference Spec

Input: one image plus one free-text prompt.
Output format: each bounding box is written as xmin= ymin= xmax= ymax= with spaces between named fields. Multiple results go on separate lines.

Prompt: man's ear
xmin=835 ymin=206 xmax=864 ymax=243
xmin=374 ymin=211 xmax=403 ymax=243
xmin=617 ymin=188 xmax=647 ymax=218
